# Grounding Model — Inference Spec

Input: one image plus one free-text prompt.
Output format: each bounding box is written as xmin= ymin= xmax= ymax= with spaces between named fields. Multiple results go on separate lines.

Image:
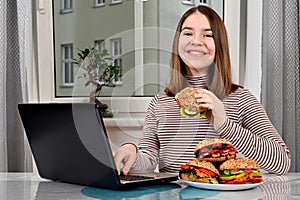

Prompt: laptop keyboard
xmin=119 ymin=175 xmax=155 ymax=181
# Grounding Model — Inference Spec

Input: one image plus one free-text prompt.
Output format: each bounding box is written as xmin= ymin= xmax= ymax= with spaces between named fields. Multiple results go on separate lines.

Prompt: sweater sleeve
xmin=129 ymin=95 xmax=160 ymax=173
xmin=219 ymin=89 xmax=291 ymax=175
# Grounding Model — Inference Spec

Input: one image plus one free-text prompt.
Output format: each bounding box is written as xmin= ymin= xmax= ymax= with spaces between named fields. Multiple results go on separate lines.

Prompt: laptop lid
xmin=18 ymin=103 xmax=177 ymax=189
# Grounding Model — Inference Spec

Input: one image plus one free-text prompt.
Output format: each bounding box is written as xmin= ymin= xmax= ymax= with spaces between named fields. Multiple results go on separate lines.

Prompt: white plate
xmin=180 ymin=179 xmax=265 ymax=191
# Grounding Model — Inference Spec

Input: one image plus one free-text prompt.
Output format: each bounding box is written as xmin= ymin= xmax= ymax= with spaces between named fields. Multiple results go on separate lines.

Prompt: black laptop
xmin=18 ymin=103 xmax=178 ymax=190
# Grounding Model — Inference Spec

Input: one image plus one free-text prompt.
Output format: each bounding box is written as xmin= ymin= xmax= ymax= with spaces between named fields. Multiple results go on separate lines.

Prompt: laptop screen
xmin=18 ymin=103 xmax=121 ymax=187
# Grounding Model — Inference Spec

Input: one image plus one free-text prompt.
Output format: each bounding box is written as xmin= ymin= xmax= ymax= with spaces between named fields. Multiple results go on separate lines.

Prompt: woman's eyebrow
xmin=181 ymin=27 xmax=212 ymax=32
xmin=181 ymin=27 xmax=193 ymax=31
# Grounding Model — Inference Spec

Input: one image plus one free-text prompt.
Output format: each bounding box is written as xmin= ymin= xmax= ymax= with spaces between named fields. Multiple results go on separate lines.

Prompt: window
xmin=62 ymin=44 xmax=74 ymax=86
xmin=36 ymin=0 xmax=230 ymax=112
xmin=95 ymin=40 xmax=105 ymax=53
xmin=111 ymin=38 xmax=122 ymax=84
xmin=95 ymin=0 xmax=105 ymax=7
xmin=61 ymin=0 xmax=73 ymax=13
xmin=111 ymin=38 xmax=122 ymax=67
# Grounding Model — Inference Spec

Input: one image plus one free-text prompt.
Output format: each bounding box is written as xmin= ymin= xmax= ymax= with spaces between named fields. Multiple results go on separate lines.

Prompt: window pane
xmin=53 ymin=0 xmax=223 ymax=97
xmin=62 ymin=44 xmax=74 ymax=86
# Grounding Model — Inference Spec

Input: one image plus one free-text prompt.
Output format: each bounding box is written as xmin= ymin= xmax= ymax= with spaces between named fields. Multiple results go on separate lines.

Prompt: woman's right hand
xmin=113 ymin=143 xmax=137 ymax=175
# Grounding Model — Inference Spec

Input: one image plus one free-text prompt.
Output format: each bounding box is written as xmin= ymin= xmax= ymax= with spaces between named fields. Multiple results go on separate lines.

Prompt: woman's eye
xmin=182 ymin=32 xmax=192 ymax=36
xmin=204 ymin=34 xmax=214 ymax=38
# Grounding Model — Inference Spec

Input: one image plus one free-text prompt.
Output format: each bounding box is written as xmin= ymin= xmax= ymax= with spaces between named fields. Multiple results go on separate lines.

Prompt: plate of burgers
xmin=179 ymin=139 xmax=265 ymax=190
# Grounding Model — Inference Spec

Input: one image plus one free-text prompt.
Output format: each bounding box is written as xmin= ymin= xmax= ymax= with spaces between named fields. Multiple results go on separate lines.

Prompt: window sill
xmin=103 ymin=112 xmax=145 ymax=127
xmin=103 ymin=113 xmax=145 ymax=146
xmin=60 ymin=9 xmax=73 ymax=14
xmin=93 ymin=4 xmax=106 ymax=8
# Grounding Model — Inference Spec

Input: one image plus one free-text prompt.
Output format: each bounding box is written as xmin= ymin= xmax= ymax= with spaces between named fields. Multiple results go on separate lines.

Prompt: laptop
xmin=18 ymin=103 xmax=178 ymax=190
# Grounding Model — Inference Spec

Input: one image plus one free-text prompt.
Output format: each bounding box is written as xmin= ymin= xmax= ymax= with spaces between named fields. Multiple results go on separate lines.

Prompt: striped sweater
xmin=130 ymin=76 xmax=291 ymax=175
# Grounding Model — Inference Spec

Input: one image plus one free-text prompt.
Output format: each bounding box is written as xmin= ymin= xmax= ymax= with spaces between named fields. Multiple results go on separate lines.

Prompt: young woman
xmin=113 ymin=5 xmax=291 ymax=175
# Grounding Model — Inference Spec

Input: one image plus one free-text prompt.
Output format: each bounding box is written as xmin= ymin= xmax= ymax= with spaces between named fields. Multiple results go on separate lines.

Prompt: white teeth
xmin=189 ymin=51 xmax=203 ymax=55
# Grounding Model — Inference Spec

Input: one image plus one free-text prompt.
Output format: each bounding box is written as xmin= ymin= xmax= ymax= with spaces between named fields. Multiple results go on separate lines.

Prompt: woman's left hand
xmin=195 ymin=89 xmax=227 ymax=130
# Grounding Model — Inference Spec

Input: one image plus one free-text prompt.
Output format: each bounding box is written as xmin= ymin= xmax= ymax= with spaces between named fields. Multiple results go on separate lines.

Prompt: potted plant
xmin=73 ymin=47 xmax=122 ymax=117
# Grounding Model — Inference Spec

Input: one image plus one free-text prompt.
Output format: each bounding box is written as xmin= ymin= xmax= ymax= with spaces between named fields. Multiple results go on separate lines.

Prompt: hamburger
xmin=219 ymin=158 xmax=264 ymax=184
xmin=179 ymin=159 xmax=219 ymax=184
xmin=194 ymin=138 xmax=237 ymax=163
xmin=175 ymin=87 xmax=207 ymax=118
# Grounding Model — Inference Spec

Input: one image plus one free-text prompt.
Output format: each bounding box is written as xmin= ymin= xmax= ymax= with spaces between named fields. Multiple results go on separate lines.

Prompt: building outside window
xmin=46 ymin=0 xmax=225 ymax=108
xmin=62 ymin=44 xmax=74 ymax=86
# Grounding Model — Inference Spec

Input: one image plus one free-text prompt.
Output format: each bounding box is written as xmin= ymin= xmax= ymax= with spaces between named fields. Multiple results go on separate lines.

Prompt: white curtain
xmin=0 ymin=0 xmax=37 ymax=172
xmin=261 ymin=0 xmax=299 ymax=172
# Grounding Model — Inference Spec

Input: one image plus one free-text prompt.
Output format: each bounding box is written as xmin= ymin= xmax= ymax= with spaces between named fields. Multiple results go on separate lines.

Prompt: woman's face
xmin=178 ymin=11 xmax=216 ymax=76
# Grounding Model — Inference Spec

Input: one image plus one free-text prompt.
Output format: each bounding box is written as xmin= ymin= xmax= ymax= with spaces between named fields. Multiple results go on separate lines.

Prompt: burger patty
xmin=180 ymin=173 xmax=211 ymax=183
xmin=201 ymin=153 xmax=236 ymax=162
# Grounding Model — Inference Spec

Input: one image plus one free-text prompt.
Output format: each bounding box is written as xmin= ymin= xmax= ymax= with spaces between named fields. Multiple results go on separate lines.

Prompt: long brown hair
xmin=165 ymin=5 xmax=239 ymax=99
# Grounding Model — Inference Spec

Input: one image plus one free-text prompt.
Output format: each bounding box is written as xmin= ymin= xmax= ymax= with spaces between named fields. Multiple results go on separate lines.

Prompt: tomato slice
xmin=223 ymin=177 xmax=247 ymax=184
xmin=180 ymin=165 xmax=191 ymax=170
xmin=176 ymin=99 xmax=181 ymax=106
xmin=212 ymin=143 xmax=222 ymax=148
xmin=248 ymin=176 xmax=263 ymax=183
xmin=197 ymin=168 xmax=216 ymax=177
xmin=200 ymin=147 xmax=209 ymax=153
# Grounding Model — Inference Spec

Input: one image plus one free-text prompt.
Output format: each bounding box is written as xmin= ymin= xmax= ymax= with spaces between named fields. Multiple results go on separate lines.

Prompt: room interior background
xmin=0 ymin=0 xmax=299 ymax=172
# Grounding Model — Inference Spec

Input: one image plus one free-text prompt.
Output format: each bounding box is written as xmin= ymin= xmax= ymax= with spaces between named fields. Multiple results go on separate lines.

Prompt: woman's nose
xmin=191 ymin=35 xmax=204 ymax=45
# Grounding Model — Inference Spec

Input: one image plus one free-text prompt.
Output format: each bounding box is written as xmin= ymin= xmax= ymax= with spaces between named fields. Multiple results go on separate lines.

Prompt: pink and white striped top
xmin=130 ymin=76 xmax=291 ymax=175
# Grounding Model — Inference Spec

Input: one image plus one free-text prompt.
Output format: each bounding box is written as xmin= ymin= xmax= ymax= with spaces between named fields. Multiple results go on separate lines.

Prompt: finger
xmin=113 ymin=152 xmax=123 ymax=175
xmin=121 ymin=169 xmax=129 ymax=176
xmin=121 ymin=161 xmax=133 ymax=175
xmin=121 ymin=155 xmax=136 ymax=175
xmin=199 ymin=88 xmax=210 ymax=93
xmin=195 ymin=92 xmax=211 ymax=101
xmin=200 ymin=102 xmax=212 ymax=110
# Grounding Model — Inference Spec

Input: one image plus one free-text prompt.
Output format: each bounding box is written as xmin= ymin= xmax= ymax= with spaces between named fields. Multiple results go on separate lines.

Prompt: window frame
xmin=34 ymin=1 xmax=255 ymax=112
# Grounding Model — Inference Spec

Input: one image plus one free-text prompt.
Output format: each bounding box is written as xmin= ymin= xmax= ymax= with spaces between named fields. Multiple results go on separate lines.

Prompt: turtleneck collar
xmin=185 ymin=75 xmax=208 ymax=89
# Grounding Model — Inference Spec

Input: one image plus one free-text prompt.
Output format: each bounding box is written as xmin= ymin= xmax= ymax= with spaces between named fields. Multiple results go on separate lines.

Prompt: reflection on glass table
xmin=1 ymin=173 xmax=300 ymax=200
